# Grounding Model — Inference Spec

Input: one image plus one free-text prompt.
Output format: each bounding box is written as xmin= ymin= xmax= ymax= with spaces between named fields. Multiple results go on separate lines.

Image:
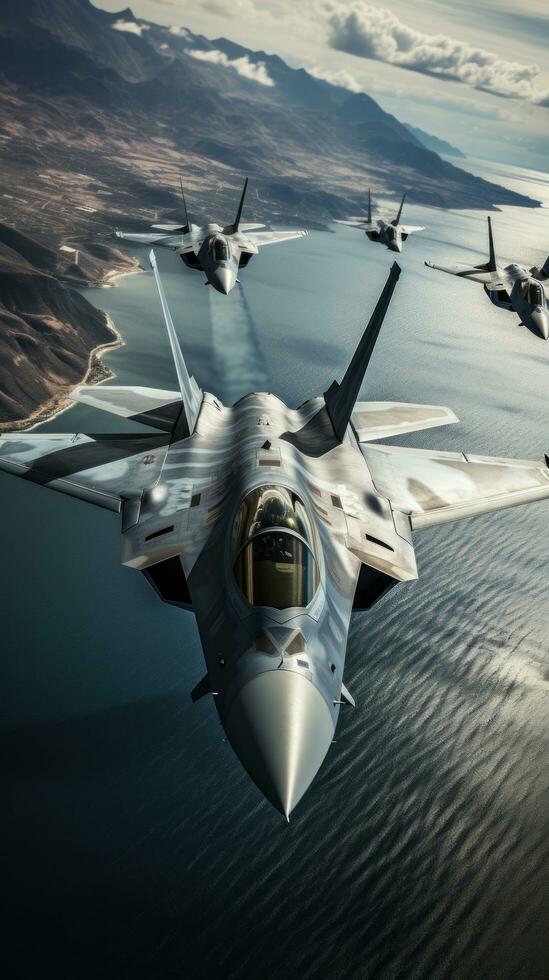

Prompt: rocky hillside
xmin=0 ymin=231 xmax=119 ymax=428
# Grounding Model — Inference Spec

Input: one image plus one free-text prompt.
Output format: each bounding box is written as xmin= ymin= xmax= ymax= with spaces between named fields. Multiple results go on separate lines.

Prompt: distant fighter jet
xmin=115 ymin=177 xmax=307 ymax=294
xmin=2 ymin=258 xmax=549 ymax=819
xmin=426 ymin=217 xmax=549 ymax=339
xmin=338 ymin=189 xmax=424 ymax=252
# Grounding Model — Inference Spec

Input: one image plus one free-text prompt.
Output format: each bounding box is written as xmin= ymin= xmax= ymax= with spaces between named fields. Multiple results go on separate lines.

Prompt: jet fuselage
xmin=120 ymin=390 xmax=405 ymax=816
xmin=486 ymin=267 xmax=549 ymax=340
xmin=367 ymin=220 xmax=408 ymax=253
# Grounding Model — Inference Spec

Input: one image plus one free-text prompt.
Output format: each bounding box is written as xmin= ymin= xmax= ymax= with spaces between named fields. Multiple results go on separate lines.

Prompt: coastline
xmin=0 ymin=259 xmax=143 ymax=434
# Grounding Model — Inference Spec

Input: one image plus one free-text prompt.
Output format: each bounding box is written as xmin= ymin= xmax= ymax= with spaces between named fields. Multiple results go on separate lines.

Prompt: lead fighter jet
xmin=338 ymin=189 xmax=424 ymax=252
xmin=426 ymin=217 xmax=549 ymax=339
xmin=115 ymin=177 xmax=307 ymax=294
xmin=2 ymin=258 xmax=549 ymax=819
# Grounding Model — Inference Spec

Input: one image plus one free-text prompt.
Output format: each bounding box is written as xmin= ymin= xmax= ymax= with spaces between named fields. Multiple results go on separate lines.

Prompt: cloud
xmin=202 ymin=0 xmax=257 ymax=15
xmin=112 ymin=19 xmax=149 ymax=37
xmin=327 ymin=3 xmax=549 ymax=106
xmin=308 ymin=65 xmax=363 ymax=93
xmin=168 ymin=25 xmax=190 ymax=37
xmin=185 ymin=48 xmax=275 ymax=86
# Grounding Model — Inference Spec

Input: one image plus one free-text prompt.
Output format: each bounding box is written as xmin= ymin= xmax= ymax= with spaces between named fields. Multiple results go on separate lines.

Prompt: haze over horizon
xmin=92 ymin=0 xmax=549 ymax=171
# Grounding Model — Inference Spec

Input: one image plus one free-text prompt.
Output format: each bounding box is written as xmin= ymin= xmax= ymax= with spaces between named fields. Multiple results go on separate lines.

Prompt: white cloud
xmin=308 ymin=65 xmax=363 ymax=93
xmin=168 ymin=25 xmax=190 ymax=37
xmin=327 ymin=3 xmax=549 ymax=106
xmin=112 ymin=19 xmax=149 ymax=37
xmin=203 ymin=0 xmax=257 ymax=16
xmin=185 ymin=48 xmax=275 ymax=86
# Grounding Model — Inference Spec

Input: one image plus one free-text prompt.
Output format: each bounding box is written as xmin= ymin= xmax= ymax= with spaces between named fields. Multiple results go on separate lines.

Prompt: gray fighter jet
xmin=2 ymin=258 xmax=549 ymax=819
xmin=426 ymin=217 xmax=549 ymax=339
xmin=115 ymin=178 xmax=307 ymax=294
xmin=338 ymin=189 xmax=425 ymax=252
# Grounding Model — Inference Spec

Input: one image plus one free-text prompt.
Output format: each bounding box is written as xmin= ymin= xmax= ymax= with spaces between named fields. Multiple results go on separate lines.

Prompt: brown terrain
xmin=0 ymin=0 xmax=541 ymax=430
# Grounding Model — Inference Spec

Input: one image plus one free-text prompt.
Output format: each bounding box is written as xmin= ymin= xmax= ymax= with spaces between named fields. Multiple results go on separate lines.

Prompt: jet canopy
xmin=210 ymin=235 xmax=231 ymax=262
xmin=232 ymin=486 xmax=319 ymax=610
xmin=522 ymin=279 xmax=545 ymax=306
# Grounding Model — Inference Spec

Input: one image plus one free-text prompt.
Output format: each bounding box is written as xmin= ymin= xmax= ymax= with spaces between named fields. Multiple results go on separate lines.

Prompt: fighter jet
xmin=2 ymin=258 xmax=549 ymax=819
xmin=426 ymin=217 xmax=549 ymax=339
xmin=115 ymin=177 xmax=307 ymax=294
xmin=338 ymin=189 xmax=424 ymax=252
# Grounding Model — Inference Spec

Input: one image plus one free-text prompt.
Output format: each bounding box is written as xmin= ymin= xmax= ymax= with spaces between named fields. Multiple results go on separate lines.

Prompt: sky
xmin=94 ymin=1 xmax=549 ymax=170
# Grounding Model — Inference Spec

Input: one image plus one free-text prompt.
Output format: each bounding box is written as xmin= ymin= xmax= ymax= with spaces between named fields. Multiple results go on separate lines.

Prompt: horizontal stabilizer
xmin=191 ymin=673 xmax=217 ymax=702
xmin=352 ymin=402 xmax=458 ymax=442
xmin=363 ymin=443 xmax=549 ymax=529
xmin=71 ymin=385 xmax=182 ymax=432
xmin=531 ymin=256 xmax=549 ymax=282
xmin=151 ymin=223 xmax=186 ymax=232
xmin=239 ymin=222 xmax=266 ymax=232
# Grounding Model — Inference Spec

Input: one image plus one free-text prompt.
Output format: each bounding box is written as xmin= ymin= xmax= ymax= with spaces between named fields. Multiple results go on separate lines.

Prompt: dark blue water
xmin=2 ymin=159 xmax=549 ymax=979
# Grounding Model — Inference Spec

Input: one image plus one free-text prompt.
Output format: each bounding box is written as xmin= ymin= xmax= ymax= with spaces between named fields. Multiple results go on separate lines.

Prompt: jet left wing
xmin=362 ymin=443 xmax=549 ymax=529
xmin=115 ymin=230 xmax=205 ymax=254
xmin=0 ymin=431 xmax=169 ymax=512
xmin=425 ymin=260 xmax=506 ymax=287
xmin=246 ymin=229 xmax=308 ymax=247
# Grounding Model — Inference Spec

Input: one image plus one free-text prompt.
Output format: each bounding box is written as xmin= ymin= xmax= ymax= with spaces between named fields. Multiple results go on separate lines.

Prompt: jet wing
xmin=400 ymin=225 xmax=425 ymax=234
xmin=352 ymin=402 xmax=458 ymax=442
xmin=362 ymin=443 xmax=549 ymax=529
xmin=425 ymin=259 xmax=506 ymax=286
xmin=246 ymin=229 xmax=308 ymax=247
xmin=115 ymin=230 xmax=205 ymax=254
xmin=0 ymin=431 xmax=169 ymax=512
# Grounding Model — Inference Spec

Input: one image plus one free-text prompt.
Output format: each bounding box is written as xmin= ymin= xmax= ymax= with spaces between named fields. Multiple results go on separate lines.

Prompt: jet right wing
xmin=425 ymin=259 xmax=506 ymax=287
xmin=335 ymin=219 xmax=371 ymax=229
xmin=245 ymin=229 xmax=308 ymax=247
xmin=362 ymin=443 xmax=549 ymax=529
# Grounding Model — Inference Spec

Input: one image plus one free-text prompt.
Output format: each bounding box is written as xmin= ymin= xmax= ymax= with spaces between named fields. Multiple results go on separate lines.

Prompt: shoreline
xmin=0 ymin=258 xmax=142 ymax=433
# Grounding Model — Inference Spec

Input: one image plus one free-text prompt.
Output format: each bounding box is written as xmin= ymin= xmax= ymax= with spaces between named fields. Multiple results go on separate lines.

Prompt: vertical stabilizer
xmin=487 ymin=216 xmax=497 ymax=272
xmin=394 ymin=192 xmax=406 ymax=225
xmin=324 ymin=264 xmax=401 ymax=442
xmin=149 ymin=250 xmax=202 ymax=436
xmin=225 ymin=178 xmax=248 ymax=234
xmin=180 ymin=176 xmax=190 ymax=234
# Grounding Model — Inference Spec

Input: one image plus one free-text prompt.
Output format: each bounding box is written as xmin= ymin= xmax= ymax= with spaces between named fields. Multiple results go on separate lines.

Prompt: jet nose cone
xmin=531 ymin=309 xmax=549 ymax=340
xmin=211 ymin=267 xmax=236 ymax=295
xmin=226 ymin=670 xmax=335 ymax=818
xmin=389 ymin=241 xmax=402 ymax=252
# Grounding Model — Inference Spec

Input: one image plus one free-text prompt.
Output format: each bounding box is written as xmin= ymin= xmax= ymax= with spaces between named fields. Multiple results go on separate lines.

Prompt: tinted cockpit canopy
xmin=211 ymin=236 xmax=231 ymax=262
xmin=232 ymin=486 xmax=319 ymax=610
xmin=523 ymin=279 xmax=544 ymax=306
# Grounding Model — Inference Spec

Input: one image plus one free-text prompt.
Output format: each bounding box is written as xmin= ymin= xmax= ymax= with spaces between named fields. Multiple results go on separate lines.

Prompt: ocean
xmin=2 ymin=158 xmax=548 ymax=979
